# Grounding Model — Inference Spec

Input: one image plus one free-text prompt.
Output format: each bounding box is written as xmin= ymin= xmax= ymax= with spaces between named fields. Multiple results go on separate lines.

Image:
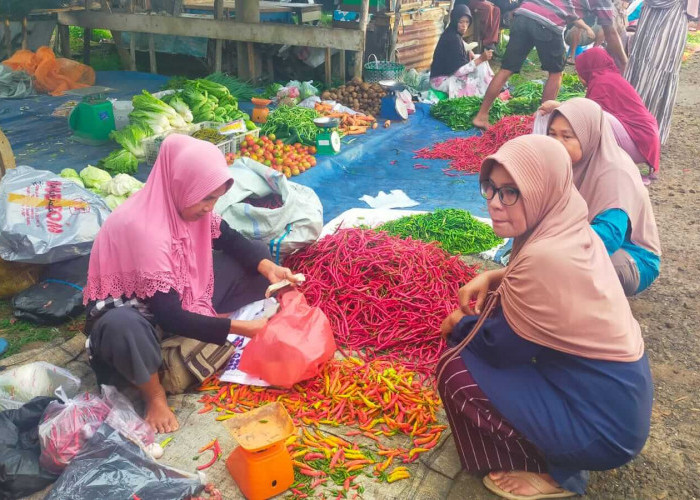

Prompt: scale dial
xmin=394 ymin=97 xmax=409 ymax=120
xmin=330 ymin=131 xmax=341 ymax=153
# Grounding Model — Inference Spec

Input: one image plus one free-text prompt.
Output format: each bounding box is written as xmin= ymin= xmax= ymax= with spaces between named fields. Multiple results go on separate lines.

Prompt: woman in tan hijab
xmin=438 ymin=135 xmax=653 ymax=499
xmin=547 ymin=97 xmax=661 ymax=296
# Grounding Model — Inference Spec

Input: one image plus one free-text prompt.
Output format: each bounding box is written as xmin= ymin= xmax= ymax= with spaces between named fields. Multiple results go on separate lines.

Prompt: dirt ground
xmin=582 ymin=56 xmax=700 ymax=499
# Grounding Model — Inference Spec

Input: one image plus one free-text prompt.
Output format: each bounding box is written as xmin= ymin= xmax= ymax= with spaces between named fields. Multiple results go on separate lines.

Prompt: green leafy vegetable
xmin=109 ymin=124 xmax=152 ymax=159
xmin=98 ymin=149 xmax=139 ymax=175
xmin=59 ymin=168 xmax=85 ymax=188
xmin=79 ymin=165 xmax=112 ymax=189
xmin=103 ymin=173 xmax=144 ymax=197
xmin=104 ymin=194 xmax=127 ymax=210
xmin=205 ymin=72 xmax=257 ymax=101
xmin=132 ymin=90 xmax=187 ymax=129
xmin=430 ymin=96 xmax=507 ymax=130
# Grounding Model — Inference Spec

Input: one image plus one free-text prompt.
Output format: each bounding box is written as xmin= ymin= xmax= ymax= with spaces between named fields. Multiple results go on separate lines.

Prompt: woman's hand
xmin=477 ymin=50 xmax=494 ymax=64
xmin=230 ymin=318 xmax=268 ymax=338
xmin=458 ymin=269 xmax=504 ymax=315
xmin=537 ymin=100 xmax=561 ymax=116
xmin=440 ymin=309 xmax=466 ymax=339
xmin=257 ymin=259 xmax=300 ymax=284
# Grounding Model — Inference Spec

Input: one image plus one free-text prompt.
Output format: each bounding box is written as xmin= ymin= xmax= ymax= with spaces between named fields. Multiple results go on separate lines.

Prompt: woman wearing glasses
xmin=438 ymin=135 xmax=653 ymax=500
xmin=547 ymin=98 xmax=661 ymax=296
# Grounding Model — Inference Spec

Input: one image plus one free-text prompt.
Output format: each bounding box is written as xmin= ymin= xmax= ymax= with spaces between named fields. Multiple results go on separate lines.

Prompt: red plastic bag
xmin=238 ymin=291 xmax=336 ymax=388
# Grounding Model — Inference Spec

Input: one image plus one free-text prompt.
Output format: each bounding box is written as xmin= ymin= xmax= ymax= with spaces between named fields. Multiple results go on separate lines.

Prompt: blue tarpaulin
xmin=0 ymin=71 xmax=487 ymax=222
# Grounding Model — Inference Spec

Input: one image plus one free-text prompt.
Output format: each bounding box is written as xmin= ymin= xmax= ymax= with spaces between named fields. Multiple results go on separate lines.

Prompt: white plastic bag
xmin=0 ymin=362 xmax=81 ymax=410
xmin=215 ymin=158 xmax=323 ymax=260
xmin=0 ymin=166 xmax=111 ymax=264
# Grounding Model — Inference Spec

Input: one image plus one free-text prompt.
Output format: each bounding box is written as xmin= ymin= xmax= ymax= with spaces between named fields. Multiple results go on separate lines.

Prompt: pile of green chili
xmin=375 ymin=209 xmax=503 ymax=255
xmin=260 ymin=105 xmax=319 ymax=145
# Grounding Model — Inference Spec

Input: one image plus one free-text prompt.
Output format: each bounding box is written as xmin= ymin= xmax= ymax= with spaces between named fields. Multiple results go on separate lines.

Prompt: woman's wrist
xmin=257 ymin=258 xmax=275 ymax=277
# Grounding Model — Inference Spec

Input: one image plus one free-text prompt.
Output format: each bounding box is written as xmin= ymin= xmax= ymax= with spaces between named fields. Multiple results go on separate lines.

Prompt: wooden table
xmin=183 ymin=0 xmax=322 ymax=23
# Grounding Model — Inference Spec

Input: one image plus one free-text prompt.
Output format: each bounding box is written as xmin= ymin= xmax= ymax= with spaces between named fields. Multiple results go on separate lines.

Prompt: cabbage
xmin=59 ymin=168 xmax=85 ymax=187
xmin=104 ymin=194 xmax=127 ymax=210
xmin=98 ymin=149 xmax=139 ymax=175
xmin=79 ymin=165 xmax=112 ymax=189
xmin=103 ymin=173 xmax=144 ymax=197
xmin=129 ymin=110 xmax=171 ymax=135
xmin=166 ymin=94 xmax=193 ymax=123
xmin=109 ymin=124 xmax=152 ymax=159
xmin=132 ymin=90 xmax=186 ymax=129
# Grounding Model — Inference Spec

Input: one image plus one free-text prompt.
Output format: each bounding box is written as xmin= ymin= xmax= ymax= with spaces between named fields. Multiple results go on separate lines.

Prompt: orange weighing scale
xmin=251 ymin=98 xmax=272 ymax=124
xmin=223 ymin=402 xmax=296 ymax=500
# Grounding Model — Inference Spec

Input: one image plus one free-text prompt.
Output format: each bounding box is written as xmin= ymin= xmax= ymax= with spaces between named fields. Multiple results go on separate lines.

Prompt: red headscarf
xmin=575 ymin=47 xmax=661 ymax=172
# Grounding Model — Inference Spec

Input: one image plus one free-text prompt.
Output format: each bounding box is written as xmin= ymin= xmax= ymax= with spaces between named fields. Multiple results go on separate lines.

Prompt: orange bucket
xmin=223 ymin=402 xmax=295 ymax=500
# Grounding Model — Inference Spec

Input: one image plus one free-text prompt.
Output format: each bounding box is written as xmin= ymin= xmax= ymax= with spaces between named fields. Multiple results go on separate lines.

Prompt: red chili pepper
xmin=196 ymin=439 xmax=222 ymax=471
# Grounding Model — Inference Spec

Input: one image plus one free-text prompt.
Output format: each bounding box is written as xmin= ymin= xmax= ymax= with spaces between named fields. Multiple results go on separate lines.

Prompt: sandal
xmin=483 ymin=471 xmax=577 ymax=500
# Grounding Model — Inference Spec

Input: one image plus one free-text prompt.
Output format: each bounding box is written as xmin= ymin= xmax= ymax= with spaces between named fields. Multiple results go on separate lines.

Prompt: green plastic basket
xmin=363 ymin=54 xmax=405 ymax=83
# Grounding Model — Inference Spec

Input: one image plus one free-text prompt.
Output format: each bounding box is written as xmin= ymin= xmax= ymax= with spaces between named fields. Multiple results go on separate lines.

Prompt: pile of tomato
xmin=225 ymin=134 xmax=317 ymax=178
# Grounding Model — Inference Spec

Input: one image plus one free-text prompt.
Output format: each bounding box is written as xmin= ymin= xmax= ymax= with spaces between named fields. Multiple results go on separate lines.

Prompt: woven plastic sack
xmin=238 ymin=290 xmax=336 ymax=388
xmin=2 ymin=46 xmax=95 ymax=96
xmin=0 ymin=166 xmax=111 ymax=264
xmin=38 ymin=389 xmax=111 ymax=474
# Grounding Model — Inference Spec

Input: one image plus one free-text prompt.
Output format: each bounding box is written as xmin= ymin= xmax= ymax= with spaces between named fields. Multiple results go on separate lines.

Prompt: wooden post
xmin=58 ymin=24 xmax=71 ymax=57
xmin=354 ymin=0 xmax=370 ymax=79
xmin=148 ymin=34 xmax=157 ymax=73
xmin=214 ymin=0 xmax=224 ymax=72
xmin=236 ymin=0 xmax=260 ymax=80
xmin=100 ymin=0 xmax=134 ymax=70
xmin=339 ymin=50 xmax=346 ymax=83
xmin=129 ymin=0 xmax=136 ymax=70
xmin=3 ymin=20 xmax=10 ymax=59
xmin=389 ymin=0 xmax=402 ymax=62
xmin=83 ymin=0 xmax=91 ymax=65
xmin=325 ymin=47 xmax=332 ymax=87
xmin=21 ymin=18 xmax=27 ymax=50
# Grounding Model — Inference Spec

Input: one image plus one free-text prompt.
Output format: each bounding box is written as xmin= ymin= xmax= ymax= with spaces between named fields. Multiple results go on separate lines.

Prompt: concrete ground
xmin=2 ymin=333 xmax=496 ymax=500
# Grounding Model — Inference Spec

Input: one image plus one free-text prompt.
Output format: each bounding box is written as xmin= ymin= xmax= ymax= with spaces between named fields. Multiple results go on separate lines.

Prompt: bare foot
xmin=491 ymin=471 xmax=567 ymax=497
xmin=472 ymin=115 xmax=490 ymax=130
xmin=145 ymin=396 xmax=179 ymax=434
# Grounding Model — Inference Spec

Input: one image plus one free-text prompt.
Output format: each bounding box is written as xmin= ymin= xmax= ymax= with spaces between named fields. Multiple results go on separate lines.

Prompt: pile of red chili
xmin=284 ymin=229 xmax=477 ymax=372
xmin=414 ymin=115 xmax=534 ymax=174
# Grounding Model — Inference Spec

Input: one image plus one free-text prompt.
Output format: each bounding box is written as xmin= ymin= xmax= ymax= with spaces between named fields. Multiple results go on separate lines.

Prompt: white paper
xmin=359 ymin=189 xmax=419 ymax=209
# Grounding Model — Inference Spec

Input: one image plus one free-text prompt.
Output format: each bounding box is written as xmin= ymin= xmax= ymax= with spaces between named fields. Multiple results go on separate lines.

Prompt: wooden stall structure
xmin=56 ymin=0 xmax=373 ymax=85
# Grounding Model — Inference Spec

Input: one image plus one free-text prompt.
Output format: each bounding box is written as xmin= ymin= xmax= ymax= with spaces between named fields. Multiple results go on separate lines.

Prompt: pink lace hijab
xmin=84 ymin=134 xmax=233 ymax=316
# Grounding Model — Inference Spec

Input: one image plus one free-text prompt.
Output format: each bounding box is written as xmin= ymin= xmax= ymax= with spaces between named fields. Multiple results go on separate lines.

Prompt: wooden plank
xmin=83 ymin=28 xmax=92 ymax=65
xmin=21 ymin=18 xmax=28 ymax=50
xmin=129 ymin=0 xmax=136 ymax=70
xmin=148 ymin=33 xmax=157 ymax=73
xmin=58 ymin=24 xmax=71 ymax=57
xmin=389 ymin=0 xmax=401 ymax=61
xmin=3 ymin=20 xmax=10 ymax=58
xmin=339 ymin=49 xmax=346 ymax=82
xmin=354 ymin=0 xmax=371 ymax=78
xmin=325 ymin=47 xmax=332 ymax=87
xmin=247 ymin=42 xmax=255 ymax=80
xmin=57 ymin=10 xmax=365 ymax=51
xmin=214 ymin=0 xmax=224 ymax=72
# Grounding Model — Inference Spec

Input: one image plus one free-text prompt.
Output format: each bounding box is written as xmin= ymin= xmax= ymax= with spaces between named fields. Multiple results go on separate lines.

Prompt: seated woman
xmin=539 ymin=47 xmax=661 ymax=181
xmin=83 ymin=134 xmax=300 ymax=433
xmin=430 ymin=4 xmax=494 ymax=99
xmin=547 ymin=98 xmax=661 ymax=295
xmin=438 ymin=135 xmax=653 ymax=499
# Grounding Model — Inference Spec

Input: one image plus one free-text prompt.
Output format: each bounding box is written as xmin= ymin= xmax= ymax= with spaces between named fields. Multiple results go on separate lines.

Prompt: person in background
xmin=430 ymin=5 xmax=495 ymax=98
xmin=455 ymin=0 xmax=502 ymax=50
xmin=625 ymin=0 xmax=698 ymax=144
xmin=564 ymin=14 xmax=604 ymax=64
xmin=438 ymin=135 xmax=652 ymax=499
xmin=471 ymin=0 xmax=627 ymax=130
xmin=547 ymin=98 xmax=661 ymax=295
xmin=538 ymin=47 xmax=661 ymax=181
xmin=83 ymin=134 xmax=301 ymax=433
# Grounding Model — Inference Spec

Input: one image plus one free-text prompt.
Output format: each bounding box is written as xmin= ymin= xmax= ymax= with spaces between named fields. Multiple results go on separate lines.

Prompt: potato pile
xmin=321 ymin=77 xmax=387 ymax=117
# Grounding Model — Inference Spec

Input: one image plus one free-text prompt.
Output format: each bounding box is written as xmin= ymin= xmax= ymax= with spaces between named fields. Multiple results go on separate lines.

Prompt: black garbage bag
xmin=11 ymin=255 xmax=90 ymax=325
xmin=44 ymin=423 xmax=203 ymax=500
xmin=0 ymin=396 xmax=59 ymax=500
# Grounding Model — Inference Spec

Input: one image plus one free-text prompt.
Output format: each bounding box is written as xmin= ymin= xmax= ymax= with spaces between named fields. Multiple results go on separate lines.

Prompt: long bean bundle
xmin=376 ymin=209 xmax=502 ymax=255
xmin=284 ymin=229 xmax=478 ymax=372
xmin=261 ymin=105 xmax=319 ymax=145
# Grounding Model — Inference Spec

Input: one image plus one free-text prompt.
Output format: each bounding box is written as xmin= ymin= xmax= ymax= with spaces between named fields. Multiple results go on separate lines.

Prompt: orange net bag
xmin=2 ymin=46 xmax=95 ymax=96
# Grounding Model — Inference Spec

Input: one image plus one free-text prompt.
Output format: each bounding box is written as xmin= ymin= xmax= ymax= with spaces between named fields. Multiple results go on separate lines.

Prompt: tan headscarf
xmin=437 ymin=136 xmax=643 ymax=382
xmin=551 ymin=98 xmax=661 ymax=256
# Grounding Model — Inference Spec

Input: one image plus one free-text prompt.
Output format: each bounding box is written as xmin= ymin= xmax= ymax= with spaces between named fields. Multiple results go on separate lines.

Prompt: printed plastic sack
xmin=0 ymin=362 xmax=81 ymax=411
xmin=0 ymin=397 xmax=59 ymax=499
xmin=11 ymin=255 xmax=90 ymax=325
xmin=38 ymin=389 xmax=111 ymax=474
xmin=238 ymin=290 xmax=336 ymax=388
xmin=0 ymin=166 xmax=111 ymax=264
xmin=44 ymin=424 xmax=202 ymax=500
xmin=215 ymin=158 xmax=323 ymax=261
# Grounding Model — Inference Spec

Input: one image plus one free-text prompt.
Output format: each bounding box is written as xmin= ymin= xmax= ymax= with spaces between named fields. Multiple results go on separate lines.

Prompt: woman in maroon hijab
xmin=538 ymin=47 xmax=661 ymax=182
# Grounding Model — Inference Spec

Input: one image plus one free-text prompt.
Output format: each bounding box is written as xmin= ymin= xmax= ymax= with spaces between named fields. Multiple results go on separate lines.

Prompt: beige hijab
xmin=437 ymin=136 xmax=643 ymax=382
xmin=552 ymin=98 xmax=661 ymax=256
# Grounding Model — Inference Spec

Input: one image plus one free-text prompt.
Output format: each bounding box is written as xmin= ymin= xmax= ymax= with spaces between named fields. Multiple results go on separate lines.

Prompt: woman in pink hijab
xmin=83 ymin=134 xmax=300 ymax=433
xmin=438 ymin=135 xmax=652 ymax=499
xmin=538 ymin=47 xmax=661 ymax=182
xmin=547 ymin=98 xmax=661 ymax=296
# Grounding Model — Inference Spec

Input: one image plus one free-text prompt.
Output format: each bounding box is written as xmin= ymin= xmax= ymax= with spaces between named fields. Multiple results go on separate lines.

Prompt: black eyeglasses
xmin=480 ymin=180 xmax=520 ymax=206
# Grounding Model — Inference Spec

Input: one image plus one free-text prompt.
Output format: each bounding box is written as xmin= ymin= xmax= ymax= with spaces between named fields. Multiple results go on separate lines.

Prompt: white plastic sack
xmin=0 ymin=166 xmax=111 ymax=264
xmin=0 ymin=362 xmax=81 ymax=411
xmin=215 ymin=158 xmax=323 ymax=258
